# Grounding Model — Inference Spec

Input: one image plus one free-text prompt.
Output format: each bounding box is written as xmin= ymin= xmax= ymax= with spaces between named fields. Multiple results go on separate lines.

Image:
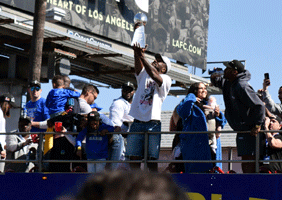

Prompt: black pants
xmin=49 ymin=137 xmax=78 ymax=172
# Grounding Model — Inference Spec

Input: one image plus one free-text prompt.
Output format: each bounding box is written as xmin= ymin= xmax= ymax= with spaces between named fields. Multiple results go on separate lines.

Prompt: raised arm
xmin=262 ymin=90 xmax=282 ymax=116
xmin=264 ymin=117 xmax=282 ymax=148
xmin=176 ymin=93 xmax=197 ymax=120
xmin=133 ymin=43 xmax=144 ymax=76
xmin=133 ymin=43 xmax=163 ymax=86
xmin=140 ymin=56 xmax=163 ymax=86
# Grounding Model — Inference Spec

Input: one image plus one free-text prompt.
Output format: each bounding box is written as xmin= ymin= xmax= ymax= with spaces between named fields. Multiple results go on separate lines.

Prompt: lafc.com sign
xmin=187 ymin=193 xmax=267 ymax=200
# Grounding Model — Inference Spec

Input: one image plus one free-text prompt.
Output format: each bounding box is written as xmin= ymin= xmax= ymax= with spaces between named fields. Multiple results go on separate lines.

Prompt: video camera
xmin=208 ymin=68 xmax=224 ymax=76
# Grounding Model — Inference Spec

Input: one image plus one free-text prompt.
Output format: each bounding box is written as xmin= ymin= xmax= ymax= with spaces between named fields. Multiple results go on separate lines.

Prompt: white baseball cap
xmin=155 ymin=54 xmax=171 ymax=73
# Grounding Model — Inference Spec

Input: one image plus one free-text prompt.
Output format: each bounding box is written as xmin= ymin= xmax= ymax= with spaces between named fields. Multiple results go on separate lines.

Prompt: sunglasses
xmin=30 ymin=86 xmax=41 ymax=91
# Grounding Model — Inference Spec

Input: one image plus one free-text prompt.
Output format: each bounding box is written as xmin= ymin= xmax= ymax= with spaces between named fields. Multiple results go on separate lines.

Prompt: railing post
xmin=255 ymin=132 xmax=260 ymax=173
xmin=228 ymin=147 xmax=233 ymax=171
xmin=144 ymin=131 xmax=149 ymax=172
xmin=37 ymin=132 xmax=44 ymax=172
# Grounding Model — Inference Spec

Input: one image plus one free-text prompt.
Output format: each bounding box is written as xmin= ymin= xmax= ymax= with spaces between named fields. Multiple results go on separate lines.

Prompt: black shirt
xmin=261 ymin=134 xmax=282 ymax=172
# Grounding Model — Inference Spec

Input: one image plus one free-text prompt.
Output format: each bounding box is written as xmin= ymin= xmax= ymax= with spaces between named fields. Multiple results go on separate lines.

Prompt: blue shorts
xmin=125 ymin=120 xmax=161 ymax=159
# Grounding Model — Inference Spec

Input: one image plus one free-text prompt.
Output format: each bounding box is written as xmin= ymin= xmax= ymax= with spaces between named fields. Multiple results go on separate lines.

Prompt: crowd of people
xmin=1 ymin=47 xmax=282 ymax=174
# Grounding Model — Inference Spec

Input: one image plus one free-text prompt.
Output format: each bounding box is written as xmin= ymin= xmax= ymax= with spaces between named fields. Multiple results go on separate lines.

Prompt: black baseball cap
xmin=122 ymin=81 xmax=135 ymax=90
xmin=90 ymin=103 xmax=103 ymax=111
xmin=0 ymin=93 xmax=17 ymax=107
xmin=223 ymin=60 xmax=245 ymax=73
xmin=155 ymin=54 xmax=171 ymax=73
xmin=19 ymin=115 xmax=32 ymax=123
xmin=88 ymin=111 xmax=100 ymax=122
xmin=28 ymin=80 xmax=41 ymax=88
xmin=270 ymin=115 xmax=282 ymax=124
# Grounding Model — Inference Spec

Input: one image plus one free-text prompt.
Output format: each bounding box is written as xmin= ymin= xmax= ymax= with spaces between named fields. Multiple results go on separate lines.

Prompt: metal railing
xmin=1 ymin=129 xmax=281 ymax=173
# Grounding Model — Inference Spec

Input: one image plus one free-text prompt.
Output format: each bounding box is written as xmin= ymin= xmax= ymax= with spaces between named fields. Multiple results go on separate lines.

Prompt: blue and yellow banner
xmin=0 ymin=173 xmax=280 ymax=200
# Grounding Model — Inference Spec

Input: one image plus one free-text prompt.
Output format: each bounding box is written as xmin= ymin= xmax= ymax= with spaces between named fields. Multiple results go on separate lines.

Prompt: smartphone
xmin=264 ymin=73 xmax=270 ymax=86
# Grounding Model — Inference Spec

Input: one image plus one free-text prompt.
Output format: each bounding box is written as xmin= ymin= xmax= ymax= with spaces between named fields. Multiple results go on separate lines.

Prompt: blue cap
xmin=90 ymin=103 xmax=102 ymax=111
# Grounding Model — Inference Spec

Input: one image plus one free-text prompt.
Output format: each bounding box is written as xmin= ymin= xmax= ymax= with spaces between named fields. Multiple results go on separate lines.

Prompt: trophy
xmin=131 ymin=12 xmax=147 ymax=48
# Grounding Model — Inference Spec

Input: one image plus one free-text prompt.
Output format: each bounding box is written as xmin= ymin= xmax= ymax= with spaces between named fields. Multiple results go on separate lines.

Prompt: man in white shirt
xmin=79 ymin=85 xmax=98 ymax=115
xmin=108 ymin=81 xmax=135 ymax=170
xmin=126 ymin=43 xmax=172 ymax=172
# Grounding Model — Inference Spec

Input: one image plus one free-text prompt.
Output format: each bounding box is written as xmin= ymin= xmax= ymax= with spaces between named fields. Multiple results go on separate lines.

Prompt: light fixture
xmin=55 ymin=58 xmax=71 ymax=75
xmin=46 ymin=7 xmax=66 ymax=23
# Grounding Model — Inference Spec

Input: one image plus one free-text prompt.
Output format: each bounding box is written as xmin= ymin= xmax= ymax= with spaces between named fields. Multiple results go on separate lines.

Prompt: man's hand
xmin=1 ymin=150 xmax=6 ymax=159
xmin=23 ymin=139 xmax=32 ymax=147
xmin=250 ymin=125 xmax=261 ymax=136
xmin=214 ymin=105 xmax=220 ymax=117
xmin=114 ymin=126 xmax=121 ymax=132
xmin=61 ymin=127 xmax=67 ymax=133
xmin=196 ymin=97 xmax=202 ymax=103
xmin=263 ymin=78 xmax=270 ymax=91
xmin=264 ymin=117 xmax=270 ymax=130
xmin=100 ymin=129 xmax=109 ymax=136
xmin=134 ymin=22 xmax=142 ymax=31
xmin=133 ymin=42 xmax=147 ymax=58
xmin=47 ymin=120 xmax=54 ymax=128
xmin=257 ymin=89 xmax=263 ymax=93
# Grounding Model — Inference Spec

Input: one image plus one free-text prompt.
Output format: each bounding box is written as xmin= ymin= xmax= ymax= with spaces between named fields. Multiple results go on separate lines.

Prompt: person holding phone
xmin=258 ymin=73 xmax=282 ymax=117
xmin=5 ymin=116 xmax=36 ymax=172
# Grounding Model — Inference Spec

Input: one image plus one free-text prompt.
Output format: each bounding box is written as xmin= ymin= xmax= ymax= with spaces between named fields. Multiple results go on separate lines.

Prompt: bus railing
xmin=0 ymin=129 xmax=281 ymax=173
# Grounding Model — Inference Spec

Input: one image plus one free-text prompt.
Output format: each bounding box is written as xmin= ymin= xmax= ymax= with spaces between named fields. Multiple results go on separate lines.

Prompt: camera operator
xmin=258 ymin=77 xmax=282 ymax=117
xmin=211 ymin=60 xmax=265 ymax=173
xmin=260 ymin=115 xmax=282 ymax=173
xmin=5 ymin=116 xmax=37 ymax=172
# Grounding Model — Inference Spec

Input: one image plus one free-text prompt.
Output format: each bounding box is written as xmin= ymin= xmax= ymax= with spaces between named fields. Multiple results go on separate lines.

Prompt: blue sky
xmin=42 ymin=0 xmax=282 ymax=112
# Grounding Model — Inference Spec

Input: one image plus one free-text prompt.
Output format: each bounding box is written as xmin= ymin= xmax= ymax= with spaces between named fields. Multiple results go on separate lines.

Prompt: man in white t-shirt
xmin=108 ymin=81 xmax=135 ymax=171
xmin=126 ymin=43 xmax=172 ymax=172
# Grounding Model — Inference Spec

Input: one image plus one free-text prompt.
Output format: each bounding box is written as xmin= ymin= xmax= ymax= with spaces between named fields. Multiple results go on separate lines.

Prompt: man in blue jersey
xmin=25 ymin=80 xmax=50 ymax=133
xmin=76 ymin=111 xmax=115 ymax=173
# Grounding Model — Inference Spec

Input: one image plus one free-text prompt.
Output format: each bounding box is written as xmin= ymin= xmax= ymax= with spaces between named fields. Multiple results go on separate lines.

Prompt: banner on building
xmin=0 ymin=0 xmax=210 ymax=70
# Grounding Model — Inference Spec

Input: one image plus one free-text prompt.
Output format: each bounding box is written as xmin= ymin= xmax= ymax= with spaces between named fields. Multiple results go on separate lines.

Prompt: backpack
xmin=65 ymin=97 xmax=80 ymax=114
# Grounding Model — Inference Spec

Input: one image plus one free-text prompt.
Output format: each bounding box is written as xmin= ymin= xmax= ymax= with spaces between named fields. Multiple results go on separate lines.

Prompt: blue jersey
xmin=76 ymin=123 xmax=115 ymax=160
xmin=46 ymin=88 xmax=80 ymax=115
xmin=25 ymin=98 xmax=50 ymax=132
